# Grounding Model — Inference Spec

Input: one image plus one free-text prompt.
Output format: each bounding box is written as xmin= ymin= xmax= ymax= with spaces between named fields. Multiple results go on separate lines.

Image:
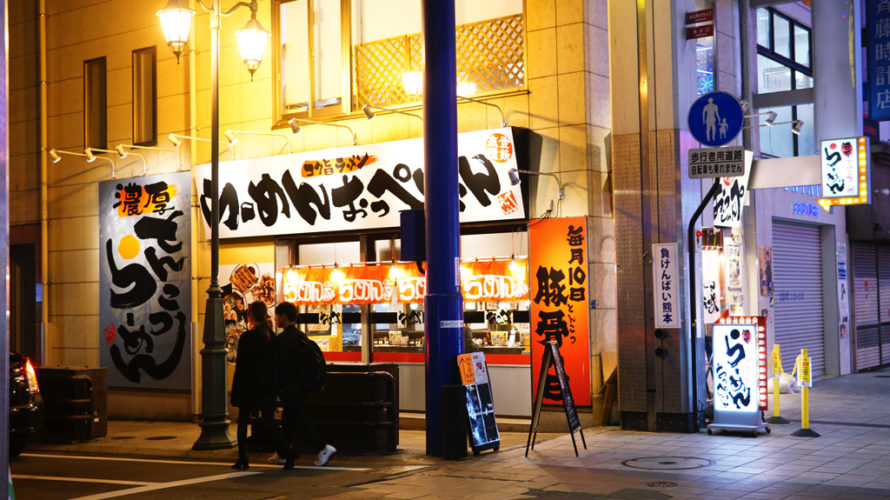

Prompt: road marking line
xmin=20 ymin=453 xmax=369 ymax=471
xmin=68 ymin=471 xmax=262 ymax=500
xmin=11 ymin=475 xmax=153 ymax=486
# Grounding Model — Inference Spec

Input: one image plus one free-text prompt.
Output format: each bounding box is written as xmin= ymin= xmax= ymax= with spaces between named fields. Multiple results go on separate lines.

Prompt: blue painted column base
xmin=424 ymin=292 xmax=464 ymax=456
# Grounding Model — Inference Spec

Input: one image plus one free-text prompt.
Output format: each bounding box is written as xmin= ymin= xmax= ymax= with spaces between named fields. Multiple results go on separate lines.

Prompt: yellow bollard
xmin=792 ymin=348 xmax=820 ymax=437
xmin=767 ymin=344 xmax=789 ymax=424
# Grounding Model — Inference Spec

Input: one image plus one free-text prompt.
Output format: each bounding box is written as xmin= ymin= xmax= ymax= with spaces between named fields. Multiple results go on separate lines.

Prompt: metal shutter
xmin=772 ymin=221 xmax=825 ymax=376
xmin=853 ymin=244 xmax=880 ymax=370
xmin=881 ymin=247 xmax=890 ymax=365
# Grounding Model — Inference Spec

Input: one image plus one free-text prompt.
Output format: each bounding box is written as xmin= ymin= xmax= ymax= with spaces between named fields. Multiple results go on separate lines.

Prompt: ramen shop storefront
xmin=195 ymin=127 xmax=535 ymax=416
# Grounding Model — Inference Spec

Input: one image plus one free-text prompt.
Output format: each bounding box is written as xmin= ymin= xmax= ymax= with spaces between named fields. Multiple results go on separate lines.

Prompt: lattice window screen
xmin=354 ymin=14 xmax=524 ymax=108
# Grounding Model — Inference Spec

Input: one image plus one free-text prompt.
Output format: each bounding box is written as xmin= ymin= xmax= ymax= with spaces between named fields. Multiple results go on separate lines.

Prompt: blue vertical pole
xmin=422 ymin=0 xmax=463 ymax=456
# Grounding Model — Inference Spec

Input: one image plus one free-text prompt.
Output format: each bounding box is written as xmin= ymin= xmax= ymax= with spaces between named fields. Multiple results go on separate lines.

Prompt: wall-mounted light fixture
xmin=288 ymin=118 xmax=357 ymax=145
xmin=116 ymin=143 xmax=180 ymax=170
xmin=224 ymin=129 xmax=293 ymax=152
xmin=362 ymin=103 xmax=424 ymax=123
xmin=457 ymin=94 xmax=506 ymax=128
xmin=114 ymin=144 xmax=148 ymax=176
xmin=167 ymin=132 xmax=236 ymax=159
xmin=744 ymin=110 xmax=777 ymax=126
xmin=508 ymin=167 xmax=565 ymax=200
xmin=744 ymin=119 xmax=804 ymax=135
xmin=49 ymin=147 xmax=116 ymax=177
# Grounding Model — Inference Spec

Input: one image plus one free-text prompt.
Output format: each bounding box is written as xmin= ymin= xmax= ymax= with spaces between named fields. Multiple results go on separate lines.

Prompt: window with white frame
xmin=273 ymin=0 xmax=525 ymax=121
xmin=755 ymin=7 xmax=814 ymax=157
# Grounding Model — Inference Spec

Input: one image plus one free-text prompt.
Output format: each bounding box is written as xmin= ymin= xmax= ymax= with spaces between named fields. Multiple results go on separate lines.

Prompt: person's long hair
xmin=247 ymin=301 xmax=273 ymax=342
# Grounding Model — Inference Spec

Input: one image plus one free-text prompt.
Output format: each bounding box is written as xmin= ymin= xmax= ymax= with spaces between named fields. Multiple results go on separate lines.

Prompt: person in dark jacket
xmin=230 ymin=301 xmax=294 ymax=470
xmin=273 ymin=301 xmax=337 ymax=466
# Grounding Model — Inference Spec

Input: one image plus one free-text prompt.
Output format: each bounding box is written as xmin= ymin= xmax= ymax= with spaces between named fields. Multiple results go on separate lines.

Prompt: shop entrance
xmin=277 ymin=226 xmax=534 ymax=417
xmin=851 ymin=243 xmax=890 ymax=371
xmin=772 ymin=221 xmax=826 ymax=376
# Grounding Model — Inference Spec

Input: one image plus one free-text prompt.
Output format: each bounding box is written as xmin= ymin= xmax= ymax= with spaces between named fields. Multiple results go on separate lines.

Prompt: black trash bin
xmin=36 ymin=367 xmax=108 ymax=442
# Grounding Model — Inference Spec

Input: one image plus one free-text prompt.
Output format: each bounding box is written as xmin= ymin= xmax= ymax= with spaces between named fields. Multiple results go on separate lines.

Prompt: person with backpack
xmin=273 ymin=301 xmax=337 ymax=467
xmin=230 ymin=301 xmax=295 ymax=470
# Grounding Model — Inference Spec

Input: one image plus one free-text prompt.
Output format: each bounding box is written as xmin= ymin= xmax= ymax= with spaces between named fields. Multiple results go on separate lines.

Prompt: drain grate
xmin=622 ymin=456 xmax=714 ymax=470
xmin=647 ymin=482 xmax=678 ymax=488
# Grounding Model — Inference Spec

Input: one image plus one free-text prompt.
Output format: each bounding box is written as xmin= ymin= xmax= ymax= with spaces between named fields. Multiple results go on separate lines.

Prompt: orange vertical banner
xmin=529 ymin=217 xmax=591 ymax=406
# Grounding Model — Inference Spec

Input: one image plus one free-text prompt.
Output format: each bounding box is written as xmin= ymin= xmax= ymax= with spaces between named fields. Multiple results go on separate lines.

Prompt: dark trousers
xmin=280 ymin=391 xmax=325 ymax=453
xmin=236 ymin=393 xmax=290 ymax=460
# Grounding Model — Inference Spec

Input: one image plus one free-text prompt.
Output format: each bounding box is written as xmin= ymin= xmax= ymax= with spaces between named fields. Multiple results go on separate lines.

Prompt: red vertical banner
xmin=529 ymin=217 xmax=591 ymax=406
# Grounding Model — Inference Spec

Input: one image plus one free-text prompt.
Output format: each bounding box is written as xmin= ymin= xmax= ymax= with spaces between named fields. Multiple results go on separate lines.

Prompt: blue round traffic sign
xmin=687 ymin=91 xmax=743 ymax=147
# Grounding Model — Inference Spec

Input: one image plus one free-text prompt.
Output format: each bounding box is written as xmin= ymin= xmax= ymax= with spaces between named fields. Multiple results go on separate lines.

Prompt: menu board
xmin=457 ymin=352 xmax=500 ymax=454
xmin=526 ymin=340 xmax=586 ymax=457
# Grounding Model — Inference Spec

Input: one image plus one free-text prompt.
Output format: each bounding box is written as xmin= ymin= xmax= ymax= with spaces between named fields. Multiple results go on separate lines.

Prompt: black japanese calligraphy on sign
xmin=194 ymin=128 xmax=526 ymax=239
xmin=712 ymin=325 xmax=756 ymax=412
xmin=530 ymin=219 xmax=591 ymax=407
xmin=99 ymin=173 xmax=192 ymax=390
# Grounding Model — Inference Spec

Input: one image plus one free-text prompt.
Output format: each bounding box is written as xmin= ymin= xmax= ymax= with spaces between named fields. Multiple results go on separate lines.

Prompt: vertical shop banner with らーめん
xmin=529 ymin=217 xmax=591 ymax=406
xmin=99 ymin=172 xmax=191 ymax=389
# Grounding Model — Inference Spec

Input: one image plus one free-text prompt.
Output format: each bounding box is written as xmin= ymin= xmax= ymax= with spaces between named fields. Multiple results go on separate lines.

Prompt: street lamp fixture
xmin=158 ymin=0 xmax=269 ymax=451
xmin=158 ymin=0 xmax=270 ymax=79
xmin=156 ymin=0 xmax=194 ymax=63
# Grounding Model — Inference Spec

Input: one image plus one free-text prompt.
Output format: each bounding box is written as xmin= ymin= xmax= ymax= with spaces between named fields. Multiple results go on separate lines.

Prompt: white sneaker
xmin=267 ymin=452 xmax=285 ymax=465
xmin=315 ymin=444 xmax=336 ymax=466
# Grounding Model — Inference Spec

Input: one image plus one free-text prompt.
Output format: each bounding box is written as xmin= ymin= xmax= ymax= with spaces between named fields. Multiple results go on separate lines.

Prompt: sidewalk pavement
xmin=23 ymin=366 xmax=890 ymax=499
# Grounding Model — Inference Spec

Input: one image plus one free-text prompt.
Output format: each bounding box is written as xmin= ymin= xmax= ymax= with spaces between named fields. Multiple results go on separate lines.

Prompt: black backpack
xmin=295 ymin=333 xmax=327 ymax=392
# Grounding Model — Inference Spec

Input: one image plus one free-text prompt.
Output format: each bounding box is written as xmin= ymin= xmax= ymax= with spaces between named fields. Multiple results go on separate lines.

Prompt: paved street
xmin=11 ymin=366 xmax=890 ymax=499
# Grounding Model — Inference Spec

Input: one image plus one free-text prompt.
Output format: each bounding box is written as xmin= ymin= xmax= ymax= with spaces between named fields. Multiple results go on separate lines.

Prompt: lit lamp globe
xmin=235 ymin=17 xmax=271 ymax=80
xmin=156 ymin=0 xmax=194 ymax=63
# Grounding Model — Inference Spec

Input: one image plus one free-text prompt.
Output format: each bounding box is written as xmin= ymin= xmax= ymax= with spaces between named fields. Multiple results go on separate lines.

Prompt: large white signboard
xmin=194 ymin=127 xmax=526 ymax=239
xmin=820 ymin=137 xmax=861 ymax=198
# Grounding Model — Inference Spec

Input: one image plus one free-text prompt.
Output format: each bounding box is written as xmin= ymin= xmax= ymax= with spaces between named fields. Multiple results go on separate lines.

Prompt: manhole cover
xmin=111 ymin=436 xmax=134 ymax=440
xmin=622 ymin=456 xmax=714 ymax=470
xmin=647 ymin=482 xmax=678 ymax=488
xmin=145 ymin=436 xmax=177 ymax=441
xmin=875 ymin=375 xmax=890 ymax=378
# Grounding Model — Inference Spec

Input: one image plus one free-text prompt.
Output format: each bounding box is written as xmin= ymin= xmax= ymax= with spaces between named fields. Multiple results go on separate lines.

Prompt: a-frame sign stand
xmin=526 ymin=340 xmax=587 ymax=457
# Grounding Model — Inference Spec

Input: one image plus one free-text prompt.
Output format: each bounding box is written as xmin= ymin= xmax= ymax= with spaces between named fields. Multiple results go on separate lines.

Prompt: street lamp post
xmin=157 ymin=0 xmax=269 ymax=450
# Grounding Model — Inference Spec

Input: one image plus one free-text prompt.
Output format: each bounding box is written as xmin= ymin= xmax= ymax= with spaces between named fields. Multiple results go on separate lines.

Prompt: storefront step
xmin=400 ymin=411 xmax=532 ymax=432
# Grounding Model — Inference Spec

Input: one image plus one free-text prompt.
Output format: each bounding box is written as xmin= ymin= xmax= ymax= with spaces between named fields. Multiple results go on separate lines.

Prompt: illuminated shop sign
xmin=712 ymin=316 xmax=767 ymax=415
xmin=98 ymin=173 xmax=192 ymax=390
xmin=529 ymin=217 xmax=591 ymax=407
xmin=818 ymin=136 xmax=870 ymax=211
xmin=281 ymin=259 xmax=529 ymax=306
xmin=194 ymin=127 xmax=525 ymax=238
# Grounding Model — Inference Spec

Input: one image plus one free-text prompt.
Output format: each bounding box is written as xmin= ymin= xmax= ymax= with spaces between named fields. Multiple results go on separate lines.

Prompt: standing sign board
xmin=707 ymin=316 xmax=769 ymax=436
xmin=687 ymin=91 xmax=744 ymax=147
xmin=526 ymin=341 xmax=587 ymax=457
xmin=528 ymin=217 xmax=591 ymax=407
xmin=457 ymin=352 xmax=500 ymax=455
xmin=818 ymin=136 xmax=870 ymax=211
xmin=99 ymin=172 xmax=192 ymax=389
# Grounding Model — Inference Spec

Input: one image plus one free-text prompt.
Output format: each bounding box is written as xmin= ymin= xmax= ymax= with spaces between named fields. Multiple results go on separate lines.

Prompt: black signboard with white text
xmin=526 ymin=340 xmax=586 ymax=457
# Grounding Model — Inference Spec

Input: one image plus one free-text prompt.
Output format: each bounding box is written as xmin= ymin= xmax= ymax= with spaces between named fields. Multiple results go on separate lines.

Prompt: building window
xmin=755 ymin=7 xmax=812 ymax=156
xmin=132 ymin=47 xmax=157 ymax=146
xmin=84 ymin=57 xmax=107 ymax=149
xmin=273 ymin=0 xmax=524 ymax=121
